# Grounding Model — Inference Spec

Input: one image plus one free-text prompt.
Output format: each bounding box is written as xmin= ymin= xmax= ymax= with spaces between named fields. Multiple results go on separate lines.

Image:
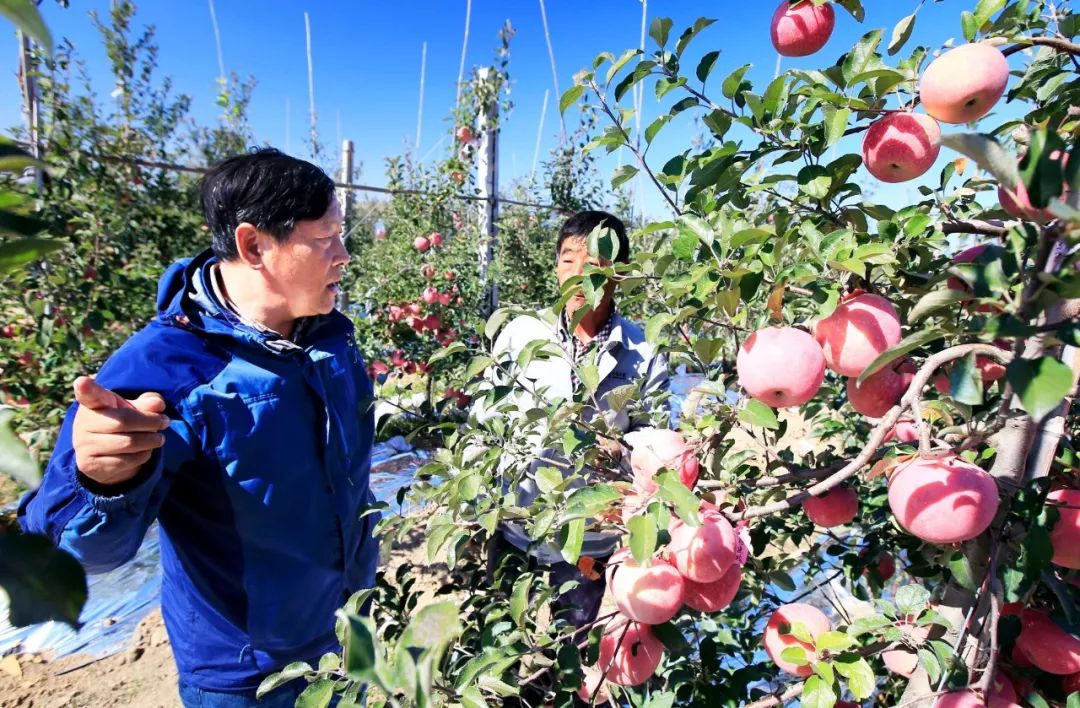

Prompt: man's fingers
xmin=132 ymin=392 xmax=167 ymax=415
xmin=77 ymin=450 xmax=154 ymax=482
xmin=80 ymin=431 xmax=165 ymax=456
xmin=73 ymin=376 xmax=129 ymax=411
xmin=77 ymin=405 xmax=171 ymax=434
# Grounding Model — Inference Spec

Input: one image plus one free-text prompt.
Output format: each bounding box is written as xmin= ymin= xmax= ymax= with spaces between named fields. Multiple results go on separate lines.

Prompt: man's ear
xmin=233 ymin=223 xmax=265 ymax=268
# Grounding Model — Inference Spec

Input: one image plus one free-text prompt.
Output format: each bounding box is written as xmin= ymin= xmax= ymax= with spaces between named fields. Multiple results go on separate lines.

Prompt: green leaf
xmin=835 ymin=655 xmax=875 ymax=700
xmin=858 ymin=328 xmax=947 ymax=383
xmin=579 ymin=362 xmax=600 ymax=394
xmin=676 ymin=17 xmax=716 ymax=55
xmin=918 ymin=648 xmax=942 ymax=684
xmin=816 ymin=630 xmax=854 ymax=652
xmin=655 ymin=470 xmax=700 ymax=526
xmin=801 ymin=675 xmax=837 ymax=708
xmin=798 ymin=165 xmax=832 ymax=199
xmin=780 ymin=646 xmax=809 ymax=666
xmin=737 ymin=399 xmax=780 ymax=429
xmin=649 ymin=17 xmax=673 ymax=48
xmin=0 ymin=0 xmax=53 ymax=53
xmin=0 ymin=534 xmax=87 ymax=628
xmin=256 ymin=661 xmax=313 ymax=699
xmin=296 ymin=680 xmax=335 ymax=708
xmin=0 ymin=237 xmax=61 ymax=274
xmin=974 ymin=0 xmax=1006 ymax=26
xmin=696 ymin=50 xmax=721 ymax=83
xmin=847 ymin=614 xmax=893 ymax=637
xmin=559 ymin=85 xmax=585 ymax=115
xmin=510 ymin=575 xmax=531 ymax=627
xmin=400 ymin=602 xmax=464 ymax=650
xmin=465 ymin=355 xmax=494 ymax=380
xmin=485 ymin=308 xmax=513 ymax=341
xmin=628 ymin=513 xmax=659 ymax=563
xmin=0 ymin=140 xmax=44 ymax=172
xmin=949 ymin=550 xmax=978 ymax=592
xmin=949 ymin=352 xmax=984 ymax=406
xmin=842 ymin=29 xmax=884 ymax=86
xmin=606 ymin=48 xmax=641 ymax=85
xmin=428 ymin=341 xmax=467 ymax=365
xmin=534 ymin=466 xmax=563 ymax=495
xmin=909 ymin=288 xmax=968 ymax=322
xmin=888 ymin=13 xmax=917 ymax=55
xmin=560 ymin=518 xmax=585 ymax=565
xmin=722 ymin=64 xmax=752 ymax=100
xmin=645 ymin=312 xmax=675 ymax=344
xmin=611 ymin=164 xmax=639 ymax=188
xmin=340 ymin=611 xmax=379 ymax=682
xmin=461 ymin=686 xmax=490 ymax=708
xmin=835 ymin=0 xmax=865 ymax=21
xmin=1007 ymin=356 xmax=1074 ymax=421
xmin=961 ymin=11 xmax=979 ymax=41
xmin=825 ymin=106 xmax=851 ymax=149
xmin=895 ymin=584 xmax=931 ymax=616
xmin=940 ymin=133 xmax=1020 ymax=190
xmin=0 ymin=407 xmax=39 ymax=487
xmin=644 ymin=115 xmax=671 ymax=145
xmin=564 ymin=484 xmax=622 ymax=520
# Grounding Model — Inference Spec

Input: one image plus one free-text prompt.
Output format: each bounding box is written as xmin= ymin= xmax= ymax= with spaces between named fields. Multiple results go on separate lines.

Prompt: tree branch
xmin=940 ymin=220 xmax=1013 ymax=237
xmin=731 ymin=344 xmax=1013 ymax=521
xmin=586 ymin=78 xmax=681 ymax=215
xmin=1003 ymin=36 xmax=1080 ymax=57
xmin=744 ymin=683 xmax=804 ymax=708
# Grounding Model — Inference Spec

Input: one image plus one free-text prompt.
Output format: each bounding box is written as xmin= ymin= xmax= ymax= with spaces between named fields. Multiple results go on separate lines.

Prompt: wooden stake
xmin=304 ymin=12 xmax=317 ymax=159
xmin=530 ymin=88 xmax=549 ymax=180
xmin=208 ymin=0 xmax=225 ymax=82
xmin=476 ymin=67 xmax=500 ymax=316
xmin=538 ymin=0 xmax=564 ymax=136
xmin=455 ymin=0 xmax=472 ymax=109
xmin=416 ymin=41 xmax=427 ymax=153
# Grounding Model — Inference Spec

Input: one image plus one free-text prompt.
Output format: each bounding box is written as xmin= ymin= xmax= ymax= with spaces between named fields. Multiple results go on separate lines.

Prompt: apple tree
xmin=253 ymin=1 xmax=1080 ymax=706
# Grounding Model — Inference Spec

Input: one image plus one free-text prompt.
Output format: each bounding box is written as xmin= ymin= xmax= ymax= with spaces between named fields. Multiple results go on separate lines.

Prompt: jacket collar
xmin=155 ymin=249 xmax=353 ymax=355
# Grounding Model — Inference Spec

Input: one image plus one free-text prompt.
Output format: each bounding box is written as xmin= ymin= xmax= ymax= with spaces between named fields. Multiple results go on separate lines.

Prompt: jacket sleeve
xmin=18 ymin=391 xmax=198 ymax=576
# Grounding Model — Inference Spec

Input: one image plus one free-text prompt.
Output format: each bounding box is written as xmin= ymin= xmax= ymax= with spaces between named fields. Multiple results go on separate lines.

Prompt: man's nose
xmin=333 ymin=236 xmax=351 ymax=266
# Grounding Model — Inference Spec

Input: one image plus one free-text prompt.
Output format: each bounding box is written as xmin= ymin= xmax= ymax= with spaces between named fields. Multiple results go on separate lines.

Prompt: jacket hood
xmin=155 ymin=248 xmax=352 ymax=353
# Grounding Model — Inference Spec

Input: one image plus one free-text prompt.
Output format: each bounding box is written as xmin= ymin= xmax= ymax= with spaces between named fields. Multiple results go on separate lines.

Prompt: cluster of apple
xmin=413 ymin=231 xmax=444 ymax=253
xmin=578 ymin=428 xmax=747 ymax=700
xmin=773 ymin=0 xmax=1070 ymax=220
xmin=734 ymin=287 xmax=1004 ymax=546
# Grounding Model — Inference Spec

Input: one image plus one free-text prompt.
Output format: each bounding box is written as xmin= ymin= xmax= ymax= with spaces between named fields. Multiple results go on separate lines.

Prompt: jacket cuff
xmin=74 ymin=450 xmax=164 ymax=514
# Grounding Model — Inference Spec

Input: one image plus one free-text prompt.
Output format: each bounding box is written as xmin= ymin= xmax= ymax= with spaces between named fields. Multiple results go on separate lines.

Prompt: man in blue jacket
xmin=19 ymin=147 xmax=379 ymax=707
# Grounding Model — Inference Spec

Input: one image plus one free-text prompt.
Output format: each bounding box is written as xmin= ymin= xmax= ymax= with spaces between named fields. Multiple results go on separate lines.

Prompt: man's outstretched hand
xmin=72 ymin=376 xmax=170 ymax=487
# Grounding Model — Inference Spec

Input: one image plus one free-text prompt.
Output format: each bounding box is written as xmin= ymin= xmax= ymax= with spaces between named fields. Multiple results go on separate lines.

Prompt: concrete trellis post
xmin=475 ymin=67 xmax=500 ymax=317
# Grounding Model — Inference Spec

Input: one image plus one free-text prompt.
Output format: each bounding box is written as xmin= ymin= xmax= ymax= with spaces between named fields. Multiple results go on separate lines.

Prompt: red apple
xmin=888 ymin=457 xmax=999 ymax=544
xmin=607 ymin=548 xmax=686 ymax=625
xmin=668 ymin=511 xmax=738 ymax=584
xmin=431 ymin=232 xmax=444 ymax=248
xmin=455 ymin=125 xmax=474 ymax=144
xmin=769 ymin=0 xmax=835 ymax=57
xmin=414 ymin=236 xmax=430 ymax=252
xmin=814 ymin=292 xmax=902 ymax=378
xmin=862 ymin=112 xmax=942 ymax=183
xmin=736 ymin=326 xmax=825 ymax=408
xmin=682 ymin=564 xmax=741 ymax=613
xmin=422 ymin=287 xmax=439 ymax=305
xmin=1048 ymin=489 xmax=1080 ymax=569
xmin=802 ymin=486 xmax=859 ymax=528
xmin=1015 ymin=610 xmax=1080 ymax=675
xmin=625 ymin=428 xmax=699 ymax=494
xmin=919 ymin=43 xmax=1010 ymax=124
xmin=763 ymin=603 xmax=832 ymax=677
xmin=596 ymin=620 xmax=665 ymax=687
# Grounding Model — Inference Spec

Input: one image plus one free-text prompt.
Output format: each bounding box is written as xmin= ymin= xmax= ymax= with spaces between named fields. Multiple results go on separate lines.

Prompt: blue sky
xmin=1 ymin=1 xmax=1028 ymax=219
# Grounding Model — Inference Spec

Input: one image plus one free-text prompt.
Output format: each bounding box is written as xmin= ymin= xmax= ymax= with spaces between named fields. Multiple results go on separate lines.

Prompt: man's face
xmin=556 ymin=236 xmax=614 ymax=316
xmin=261 ymin=197 xmax=350 ymax=320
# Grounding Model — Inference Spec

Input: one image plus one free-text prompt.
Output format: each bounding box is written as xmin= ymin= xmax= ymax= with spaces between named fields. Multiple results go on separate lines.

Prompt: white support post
xmin=475 ymin=67 xmax=500 ymax=317
xmin=16 ymin=29 xmax=42 ymax=193
xmin=337 ymin=139 xmax=355 ymax=311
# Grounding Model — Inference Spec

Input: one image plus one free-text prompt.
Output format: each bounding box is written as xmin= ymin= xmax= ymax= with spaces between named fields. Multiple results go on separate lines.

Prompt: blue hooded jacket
xmin=19 ymin=249 xmax=380 ymax=692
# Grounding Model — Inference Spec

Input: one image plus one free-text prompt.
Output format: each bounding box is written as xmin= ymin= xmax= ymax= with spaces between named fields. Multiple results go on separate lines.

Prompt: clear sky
xmin=1 ymin=1 xmax=1029 ymax=220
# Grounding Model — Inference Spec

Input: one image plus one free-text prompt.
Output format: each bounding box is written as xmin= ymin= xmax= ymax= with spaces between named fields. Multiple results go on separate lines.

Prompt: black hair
xmin=556 ymin=210 xmax=630 ymax=264
xmin=200 ymin=147 xmax=336 ymax=261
